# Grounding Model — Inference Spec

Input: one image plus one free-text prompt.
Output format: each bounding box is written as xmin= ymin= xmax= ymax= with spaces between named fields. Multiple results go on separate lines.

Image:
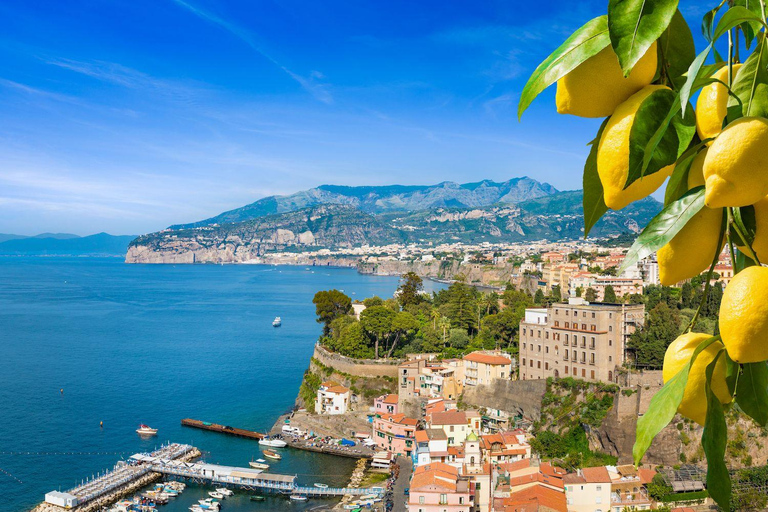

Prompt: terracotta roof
xmin=562 ymin=473 xmax=586 ymax=484
xmin=410 ymin=462 xmax=464 ymax=493
xmin=379 ymin=413 xmax=418 ymax=426
xmin=415 ymin=430 xmax=429 ymax=443
xmin=498 ymin=459 xmax=532 ymax=474
xmin=463 ymin=352 xmax=512 ymax=365
xmin=580 ymin=466 xmax=612 ymax=483
xmin=637 ymin=468 xmax=657 ymax=484
xmin=320 ymin=380 xmax=340 ymax=387
xmin=426 ymin=428 xmax=448 ymax=441
xmin=500 ymin=485 xmax=568 ymax=512
xmin=430 ymin=410 xmax=467 ymax=426
xmin=323 ymin=385 xmax=349 ymax=394
xmin=380 ymin=394 xmax=399 ymax=404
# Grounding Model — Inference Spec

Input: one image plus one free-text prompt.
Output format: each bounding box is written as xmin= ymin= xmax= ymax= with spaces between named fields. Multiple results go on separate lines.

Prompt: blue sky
xmin=0 ymin=0 xmax=706 ymax=235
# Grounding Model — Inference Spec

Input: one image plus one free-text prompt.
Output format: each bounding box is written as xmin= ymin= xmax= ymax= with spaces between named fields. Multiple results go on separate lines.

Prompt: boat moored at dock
xmin=259 ymin=437 xmax=287 ymax=447
xmin=262 ymin=449 xmax=282 ymax=460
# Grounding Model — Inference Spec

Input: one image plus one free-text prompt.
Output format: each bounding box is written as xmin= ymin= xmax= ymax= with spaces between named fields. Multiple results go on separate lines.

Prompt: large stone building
xmin=518 ymin=298 xmax=644 ymax=383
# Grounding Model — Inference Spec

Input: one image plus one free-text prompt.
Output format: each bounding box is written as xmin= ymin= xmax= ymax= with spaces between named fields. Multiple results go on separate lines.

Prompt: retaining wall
xmin=312 ymin=345 xmax=401 ymax=378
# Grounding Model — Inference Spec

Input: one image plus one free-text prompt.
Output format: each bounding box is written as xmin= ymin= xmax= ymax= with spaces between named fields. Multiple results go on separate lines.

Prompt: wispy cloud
xmin=170 ymin=0 xmax=332 ymax=104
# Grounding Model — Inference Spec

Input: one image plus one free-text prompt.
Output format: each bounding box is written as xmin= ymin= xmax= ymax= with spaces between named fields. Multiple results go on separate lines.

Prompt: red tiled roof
xmin=580 ymin=466 xmax=612 ymax=484
xmin=430 ymin=411 xmax=467 ymax=426
xmin=500 ymin=485 xmax=568 ymax=512
xmin=637 ymin=468 xmax=657 ymax=484
xmin=380 ymin=394 xmax=399 ymax=404
xmin=415 ymin=430 xmax=429 ymax=443
xmin=463 ymin=352 xmax=512 ymax=365
xmin=324 ymin=385 xmax=349 ymax=394
xmin=411 ymin=462 xmax=463 ymax=493
xmin=379 ymin=413 xmax=418 ymax=426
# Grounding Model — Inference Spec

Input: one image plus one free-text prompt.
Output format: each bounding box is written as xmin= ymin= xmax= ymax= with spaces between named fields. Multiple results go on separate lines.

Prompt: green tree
xmin=534 ymin=289 xmax=545 ymax=305
xmin=575 ymin=286 xmax=584 ymax=297
xmin=443 ymin=282 xmax=478 ymax=332
xmin=628 ymin=303 xmax=681 ymax=369
xmin=603 ymin=285 xmax=617 ymax=303
xmin=680 ymin=282 xmax=694 ymax=309
xmin=387 ymin=311 xmax=419 ymax=358
xmin=313 ymin=290 xmax=352 ymax=335
xmin=550 ymin=285 xmax=562 ymax=303
xmin=585 ymin=287 xmax=597 ymax=302
xmin=448 ymin=328 xmax=469 ymax=349
xmin=363 ymin=296 xmax=384 ymax=307
xmin=336 ymin=321 xmax=373 ymax=359
xmin=397 ymin=272 xmax=423 ymax=307
xmin=647 ymin=474 xmax=673 ymax=501
xmin=360 ymin=305 xmax=395 ymax=359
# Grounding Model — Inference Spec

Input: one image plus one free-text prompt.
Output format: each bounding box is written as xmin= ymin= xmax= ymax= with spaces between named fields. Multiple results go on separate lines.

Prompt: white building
xmin=315 ymin=381 xmax=350 ymax=415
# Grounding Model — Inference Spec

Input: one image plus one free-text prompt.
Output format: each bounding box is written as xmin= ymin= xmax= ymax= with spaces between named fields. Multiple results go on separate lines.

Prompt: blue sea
xmin=0 ymin=258 xmax=441 ymax=512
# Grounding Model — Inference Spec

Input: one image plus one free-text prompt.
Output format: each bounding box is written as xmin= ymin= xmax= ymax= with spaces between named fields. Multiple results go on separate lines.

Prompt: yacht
xmin=249 ymin=458 xmax=270 ymax=470
xmin=208 ymin=491 xmax=225 ymax=499
xmin=272 ymin=316 xmax=282 ymax=327
xmin=136 ymin=424 xmax=158 ymax=436
xmin=259 ymin=437 xmax=287 ymax=447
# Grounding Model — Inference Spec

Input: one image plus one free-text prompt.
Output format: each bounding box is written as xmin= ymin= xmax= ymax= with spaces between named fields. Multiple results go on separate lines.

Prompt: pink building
xmin=408 ymin=462 xmax=472 ymax=512
xmin=372 ymin=413 xmax=418 ymax=457
xmin=374 ymin=394 xmax=399 ymax=415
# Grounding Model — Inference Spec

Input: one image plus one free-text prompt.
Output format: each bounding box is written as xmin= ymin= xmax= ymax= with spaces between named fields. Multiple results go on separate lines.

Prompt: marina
xmin=180 ymin=419 xmax=264 ymax=440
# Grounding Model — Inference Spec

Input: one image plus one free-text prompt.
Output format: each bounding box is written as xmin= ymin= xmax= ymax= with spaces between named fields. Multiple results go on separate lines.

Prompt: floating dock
xmin=181 ymin=418 xmax=264 ymax=439
xmin=38 ymin=442 xmax=384 ymax=512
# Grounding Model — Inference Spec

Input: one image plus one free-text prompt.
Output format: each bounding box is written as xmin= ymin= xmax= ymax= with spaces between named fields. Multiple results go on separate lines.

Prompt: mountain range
xmin=0 ymin=233 xmax=136 ymax=256
xmin=126 ymin=178 xmax=661 ymax=264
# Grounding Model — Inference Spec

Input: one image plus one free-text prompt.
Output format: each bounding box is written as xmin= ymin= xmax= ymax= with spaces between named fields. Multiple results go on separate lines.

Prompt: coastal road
xmin=393 ymin=457 xmax=412 ymax=512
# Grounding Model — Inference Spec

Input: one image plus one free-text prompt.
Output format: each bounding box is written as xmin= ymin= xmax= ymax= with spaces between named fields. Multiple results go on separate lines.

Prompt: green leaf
xmin=680 ymin=46 xmax=713 ymax=116
xmin=732 ymin=205 xmax=757 ymax=247
xmin=733 ymin=0 xmax=765 ymax=48
xmin=725 ymin=352 xmax=739 ymax=396
xmin=630 ymin=89 xmax=696 ymax=188
xmin=584 ymin=120 xmax=610 ymax=238
xmin=736 ymin=362 xmax=768 ymax=426
xmin=659 ymin=9 xmax=696 ymax=87
xmin=734 ymin=248 xmax=759 ymax=272
xmin=727 ymin=33 xmax=768 ymax=120
xmin=608 ymin=0 xmax=679 ymax=75
xmin=701 ymin=7 xmax=719 ymax=43
xmin=702 ymin=352 xmax=731 ymax=512
xmin=517 ymin=16 xmax=610 ymax=119
xmin=619 ymin=187 xmax=705 ymax=274
xmin=663 ymin=148 xmax=699 ymax=205
xmin=713 ymin=6 xmax=768 ymax=41
xmin=633 ymin=335 xmax=718 ymax=464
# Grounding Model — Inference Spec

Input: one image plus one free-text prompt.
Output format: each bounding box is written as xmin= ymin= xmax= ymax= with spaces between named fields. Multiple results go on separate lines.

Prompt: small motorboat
xmin=314 ymin=483 xmax=329 ymax=489
xmin=259 ymin=437 xmax=287 ymax=447
xmin=208 ymin=491 xmax=225 ymax=499
xmin=250 ymin=495 xmax=266 ymax=502
xmin=262 ymin=449 xmax=281 ymax=460
xmin=198 ymin=499 xmax=219 ymax=507
xmin=272 ymin=316 xmax=282 ymax=327
xmin=289 ymin=495 xmax=308 ymax=501
xmin=249 ymin=458 xmax=270 ymax=470
xmin=215 ymin=488 xmax=234 ymax=496
xmin=136 ymin=424 xmax=158 ymax=436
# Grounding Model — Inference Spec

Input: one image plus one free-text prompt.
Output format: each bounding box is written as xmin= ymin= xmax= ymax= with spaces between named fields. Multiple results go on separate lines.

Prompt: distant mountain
xmin=0 ymin=233 xmax=136 ymax=256
xmin=170 ymin=178 xmax=559 ymax=229
xmin=127 ymin=191 xmax=661 ymax=263
xmin=0 ymin=232 xmax=80 ymax=243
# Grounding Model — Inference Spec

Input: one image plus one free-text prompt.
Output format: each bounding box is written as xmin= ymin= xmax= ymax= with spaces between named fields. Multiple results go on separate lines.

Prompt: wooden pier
xmin=181 ymin=418 xmax=264 ymax=440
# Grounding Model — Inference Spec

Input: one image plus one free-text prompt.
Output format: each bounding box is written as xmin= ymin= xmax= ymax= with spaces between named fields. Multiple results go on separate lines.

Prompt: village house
xmin=428 ymin=410 xmax=481 ymax=446
xmin=480 ymin=430 xmax=531 ymax=464
xmin=374 ymin=393 xmax=399 ymax=415
xmin=315 ymin=381 xmax=350 ymax=415
xmin=408 ymin=462 xmax=473 ymax=512
xmin=494 ymin=459 xmax=568 ymax=512
xmin=463 ymin=351 xmax=513 ymax=387
xmin=563 ymin=465 xmax=656 ymax=512
xmin=372 ymin=412 xmax=418 ymax=457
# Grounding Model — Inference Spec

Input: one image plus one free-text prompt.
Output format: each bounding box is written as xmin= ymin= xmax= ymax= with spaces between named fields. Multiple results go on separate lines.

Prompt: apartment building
xmin=408 ymin=462 xmax=473 ymax=512
xmin=564 ymin=465 xmax=656 ymax=512
xmin=518 ymin=298 xmax=644 ymax=383
xmin=463 ymin=351 xmax=512 ymax=387
xmin=372 ymin=413 xmax=418 ymax=457
xmin=315 ymin=381 xmax=350 ymax=415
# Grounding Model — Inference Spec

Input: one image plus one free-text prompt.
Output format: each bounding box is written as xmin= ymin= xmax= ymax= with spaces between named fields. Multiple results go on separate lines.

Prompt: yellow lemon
xmin=720 ymin=265 xmax=768 ymax=363
xmin=657 ymin=206 xmax=723 ymax=286
xmin=686 ymin=148 xmax=707 ymax=190
xmin=703 ymin=117 xmax=768 ymax=208
xmin=597 ymin=85 xmax=673 ymax=210
xmin=696 ymin=64 xmax=742 ymax=142
xmin=556 ymin=42 xmax=658 ymax=118
xmin=663 ymin=332 xmax=730 ymax=426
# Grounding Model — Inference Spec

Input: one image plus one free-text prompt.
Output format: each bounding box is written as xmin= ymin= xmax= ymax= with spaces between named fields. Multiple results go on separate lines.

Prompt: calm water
xmin=0 ymin=258 xmax=439 ymax=512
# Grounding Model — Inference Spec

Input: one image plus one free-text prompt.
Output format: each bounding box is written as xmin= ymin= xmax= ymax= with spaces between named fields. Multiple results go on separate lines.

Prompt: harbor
xmin=180 ymin=419 xmax=264 ymax=440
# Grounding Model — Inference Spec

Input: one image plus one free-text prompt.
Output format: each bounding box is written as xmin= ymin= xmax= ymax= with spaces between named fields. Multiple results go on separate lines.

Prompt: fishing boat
xmin=272 ymin=316 xmax=282 ymax=327
xmin=262 ymin=449 xmax=282 ymax=460
xmin=249 ymin=458 xmax=270 ymax=470
xmin=313 ymin=483 xmax=329 ymax=489
xmin=259 ymin=437 xmax=287 ymax=447
xmin=136 ymin=424 xmax=158 ymax=436
xmin=250 ymin=495 xmax=266 ymax=502
xmin=215 ymin=488 xmax=234 ymax=496
xmin=289 ymin=495 xmax=308 ymax=501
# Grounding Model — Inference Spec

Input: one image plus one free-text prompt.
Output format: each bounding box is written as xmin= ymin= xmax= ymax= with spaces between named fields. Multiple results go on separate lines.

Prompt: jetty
xmin=38 ymin=442 xmax=385 ymax=512
xmin=181 ymin=418 xmax=264 ymax=439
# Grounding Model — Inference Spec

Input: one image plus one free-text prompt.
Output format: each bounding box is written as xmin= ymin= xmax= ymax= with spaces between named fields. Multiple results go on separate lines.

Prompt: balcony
xmin=611 ymin=490 xmax=650 ymax=505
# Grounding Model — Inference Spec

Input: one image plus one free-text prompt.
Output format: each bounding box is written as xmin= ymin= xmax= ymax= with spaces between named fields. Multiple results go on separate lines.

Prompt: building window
xmin=545 ymin=362 xmax=549 ymax=370
xmin=450 ymin=426 xmax=454 ymax=432
xmin=459 ymin=497 xmax=464 ymax=504
xmin=522 ymin=358 xmax=526 ymax=366
xmin=419 ymin=496 xmax=425 ymax=504
xmin=555 ymin=321 xmax=559 ymax=327
xmin=537 ymin=361 xmax=541 ymax=369
xmin=565 ymin=322 xmax=570 ymax=328
xmin=609 ymin=356 xmax=612 ymax=362
xmin=591 ymin=325 xmax=597 ymax=331
xmin=592 ymin=312 xmax=596 ymax=318
xmin=582 ymin=368 xmax=586 ymax=377
xmin=582 ymin=324 xmax=587 ymax=330
xmin=609 ymin=339 xmax=613 ymax=346
xmin=591 ymin=370 xmax=595 ymax=379
xmin=538 ymin=345 xmax=541 ymax=352
xmin=439 ymin=494 xmax=447 ymax=505
xmin=566 ymin=310 xmax=569 ymax=316
xmin=596 ymin=486 xmax=602 ymax=491
xmin=530 ymin=360 xmax=533 ymax=367
xmin=609 ymin=326 xmax=613 ymax=332
xmin=546 ymin=332 xmax=549 ymax=339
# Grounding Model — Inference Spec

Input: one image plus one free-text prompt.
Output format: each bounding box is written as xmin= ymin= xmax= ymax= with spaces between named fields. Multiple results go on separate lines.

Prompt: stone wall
xmin=461 ymin=379 xmax=547 ymax=422
xmin=312 ymin=345 xmax=401 ymax=378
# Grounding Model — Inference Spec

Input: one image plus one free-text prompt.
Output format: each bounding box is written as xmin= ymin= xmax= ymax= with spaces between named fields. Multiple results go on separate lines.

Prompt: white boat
xmin=313 ymin=483 xmax=328 ymax=489
xmin=198 ymin=499 xmax=219 ymax=507
xmin=262 ymin=449 xmax=282 ymax=460
xmin=215 ymin=488 xmax=234 ymax=496
xmin=136 ymin=424 xmax=158 ymax=435
xmin=289 ymin=495 xmax=308 ymax=501
xmin=272 ymin=316 xmax=282 ymax=327
xmin=259 ymin=437 xmax=287 ymax=447
xmin=208 ymin=491 xmax=225 ymax=499
xmin=249 ymin=459 xmax=270 ymax=470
